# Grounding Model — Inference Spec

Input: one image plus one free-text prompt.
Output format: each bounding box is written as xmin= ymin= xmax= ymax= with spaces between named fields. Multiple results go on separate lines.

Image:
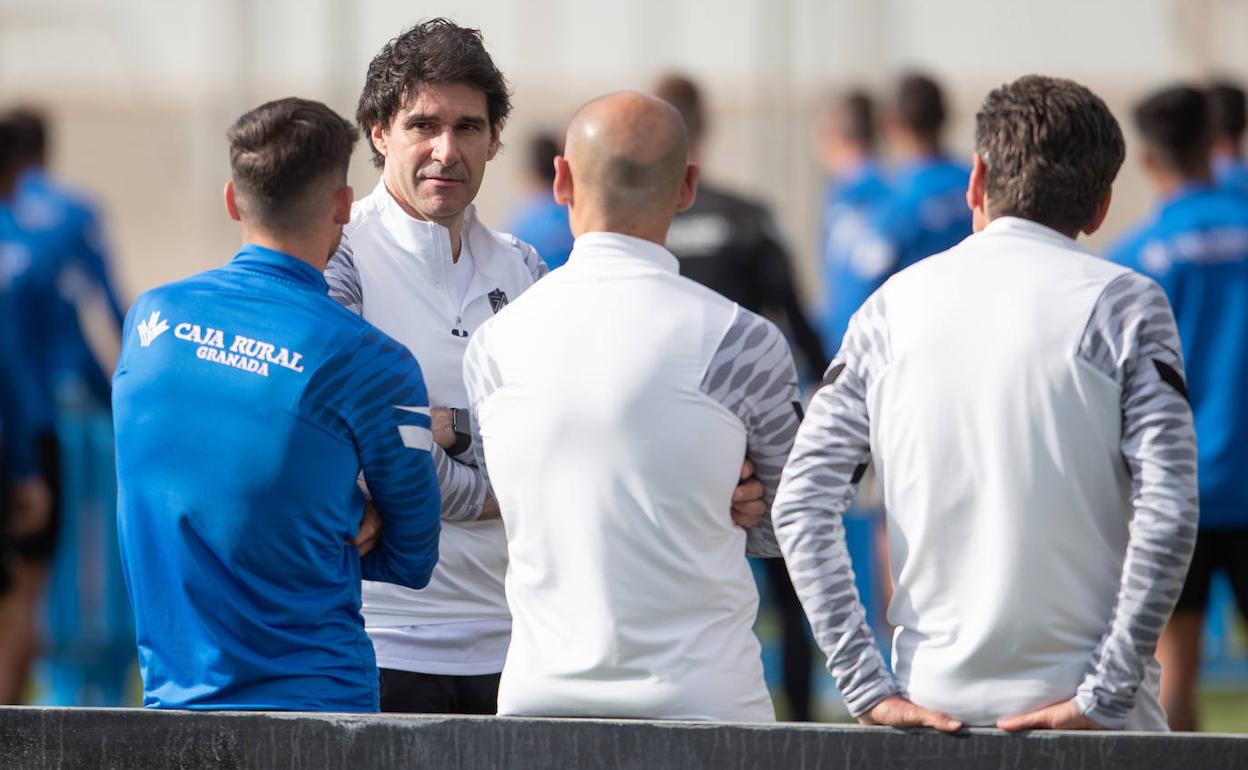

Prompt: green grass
xmin=1199 ymin=687 xmax=1248 ymax=733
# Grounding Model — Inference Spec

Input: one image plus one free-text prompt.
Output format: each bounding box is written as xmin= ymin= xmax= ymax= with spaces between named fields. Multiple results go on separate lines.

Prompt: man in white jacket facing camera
xmin=463 ymin=92 xmax=803 ymax=721
xmin=773 ymin=75 xmax=1198 ymax=733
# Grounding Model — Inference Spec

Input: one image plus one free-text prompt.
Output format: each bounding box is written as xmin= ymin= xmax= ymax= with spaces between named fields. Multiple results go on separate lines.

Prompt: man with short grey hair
xmin=774 ymin=74 xmax=1198 ymax=732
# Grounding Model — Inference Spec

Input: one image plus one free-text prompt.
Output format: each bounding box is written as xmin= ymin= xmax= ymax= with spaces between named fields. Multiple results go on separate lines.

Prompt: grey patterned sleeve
xmin=462 ymin=325 xmax=504 ymax=486
xmin=325 ymin=233 xmax=492 ymax=523
xmin=1072 ymin=271 xmax=1199 ymax=729
xmin=700 ymin=307 xmax=802 ymax=558
xmin=325 ymin=235 xmax=363 ymax=314
xmin=771 ymin=292 xmax=900 ymax=717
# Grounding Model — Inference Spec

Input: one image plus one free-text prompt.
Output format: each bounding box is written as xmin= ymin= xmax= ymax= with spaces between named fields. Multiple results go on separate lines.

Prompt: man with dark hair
xmin=653 ymin=73 xmax=826 ymax=380
xmin=324 ymin=18 xmax=545 ymax=715
xmin=1208 ymin=80 xmax=1248 ymax=197
xmin=113 ymin=97 xmax=442 ymax=711
xmin=774 ymin=75 xmax=1197 ymax=732
xmin=653 ymin=72 xmax=823 ymax=721
xmin=855 ymin=71 xmax=971 ymax=286
xmin=464 ymin=91 xmax=801 ymax=721
xmin=506 ymin=133 xmax=574 ymax=270
xmin=1110 ymin=83 xmax=1248 ymax=732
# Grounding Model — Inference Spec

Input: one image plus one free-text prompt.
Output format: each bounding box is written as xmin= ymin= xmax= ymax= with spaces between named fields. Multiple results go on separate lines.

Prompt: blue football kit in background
xmin=1216 ymin=157 xmax=1248 ymax=199
xmin=819 ymin=162 xmax=892 ymax=355
xmin=113 ymin=244 xmax=442 ymax=711
xmin=1110 ymin=184 xmax=1248 ymax=530
xmin=506 ymin=193 xmax=573 ymax=271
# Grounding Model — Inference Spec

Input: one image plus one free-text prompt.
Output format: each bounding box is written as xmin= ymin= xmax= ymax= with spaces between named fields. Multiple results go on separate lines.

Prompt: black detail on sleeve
xmin=850 ymin=463 xmax=868 ymax=484
xmin=822 ymin=363 xmax=846 ymax=388
xmin=1153 ymin=359 xmax=1189 ymax=402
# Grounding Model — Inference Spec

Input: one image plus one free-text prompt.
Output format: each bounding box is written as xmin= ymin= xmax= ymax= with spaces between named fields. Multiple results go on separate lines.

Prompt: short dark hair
xmin=357 ymin=18 xmax=512 ymax=169
xmin=6 ymin=108 xmax=47 ymax=166
xmin=652 ymin=73 xmax=705 ymax=146
xmin=976 ymin=75 xmax=1125 ymax=235
xmin=895 ymin=72 xmax=946 ymax=141
xmin=1133 ymin=85 xmax=1211 ymax=178
xmin=528 ymin=133 xmax=560 ymax=184
xmin=1208 ymin=80 xmax=1246 ymax=142
xmin=227 ymin=97 xmax=357 ymax=233
xmin=840 ymin=90 xmax=876 ymax=151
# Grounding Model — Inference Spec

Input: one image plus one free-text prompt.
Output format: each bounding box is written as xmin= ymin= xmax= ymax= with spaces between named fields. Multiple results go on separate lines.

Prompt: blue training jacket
xmin=506 ymin=192 xmax=573 ymax=271
xmin=1109 ymin=185 xmax=1248 ymax=530
xmin=819 ymin=161 xmax=892 ymax=355
xmin=868 ymin=156 xmax=972 ymax=272
xmin=1216 ymin=157 xmax=1248 ymax=199
xmin=113 ymin=244 xmax=442 ymax=711
xmin=10 ymin=170 xmax=126 ymax=412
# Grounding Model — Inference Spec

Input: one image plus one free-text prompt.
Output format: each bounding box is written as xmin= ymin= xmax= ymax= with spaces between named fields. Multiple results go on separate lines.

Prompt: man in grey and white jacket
xmin=773 ymin=75 xmax=1198 ymax=732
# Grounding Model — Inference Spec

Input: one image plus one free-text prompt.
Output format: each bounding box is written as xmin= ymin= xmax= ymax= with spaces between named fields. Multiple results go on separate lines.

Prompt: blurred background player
xmin=857 ymin=72 xmax=972 ymax=284
xmin=816 ymin=89 xmax=890 ymax=356
xmin=1208 ymin=81 xmax=1248 ymax=198
xmin=1 ymin=107 xmax=130 ymax=707
xmin=1109 ymin=84 xmax=1248 ymax=732
xmin=653 ymin=72 xmax=823 ymax=721
xmin=0 ymin=117 xmax=52 ymax=704
xmin=113 ymin=96 xmax=442 ymax=711
xmin=506 ymin=133 xmax=574 ymax=271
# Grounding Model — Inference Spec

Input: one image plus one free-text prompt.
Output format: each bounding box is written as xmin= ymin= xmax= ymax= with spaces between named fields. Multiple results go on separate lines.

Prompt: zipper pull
xmin=451 ymin=317 xmax=468 ymax=338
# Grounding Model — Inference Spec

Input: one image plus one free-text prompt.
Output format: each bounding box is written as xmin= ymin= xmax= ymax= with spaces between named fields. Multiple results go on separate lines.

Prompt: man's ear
xmin=332 ymin=185 xmax=354 ymax=226
xmin=967 ymin=153 xmax=990 ymax=233
xmin=1081 ymin=188 xmax=1113 ymax=237
xmin=487 ymin=126 xmax=501 ymax=161
xmin=370 ymin=123 xmax=389 ymax=160
xmin=552 ymin=155 xmax=573 ymax=206
xmin=224 ymin=180 xmax=242 ymax=222
xmin=676 ymin=163 xmax=700 ymax=213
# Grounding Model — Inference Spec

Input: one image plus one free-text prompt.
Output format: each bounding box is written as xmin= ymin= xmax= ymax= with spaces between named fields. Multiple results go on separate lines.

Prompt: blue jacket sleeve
xmin=303 ymin=326 xmax=442 ymax=588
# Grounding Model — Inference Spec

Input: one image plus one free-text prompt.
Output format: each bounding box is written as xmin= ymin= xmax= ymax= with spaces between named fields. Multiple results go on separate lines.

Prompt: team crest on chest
xmin=488 ymin=288 xmax=509 ymax=313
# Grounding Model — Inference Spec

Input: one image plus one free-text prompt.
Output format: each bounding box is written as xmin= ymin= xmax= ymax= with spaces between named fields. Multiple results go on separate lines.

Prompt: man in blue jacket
xmin=1109 ymin=84 xmax=1248 ymax=732
xmin=113 ymin=97 xmax=442 ymax=711
xmin=857 ymin=72 xmax=972 ymax=285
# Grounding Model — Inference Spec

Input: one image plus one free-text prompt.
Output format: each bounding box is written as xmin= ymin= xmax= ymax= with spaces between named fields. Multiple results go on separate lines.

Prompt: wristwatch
xmin=449 ymin=407 xmax=473 ymax=456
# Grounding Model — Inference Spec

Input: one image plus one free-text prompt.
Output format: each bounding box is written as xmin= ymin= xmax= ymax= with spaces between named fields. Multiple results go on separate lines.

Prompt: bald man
xmin=462 ymin=92 xmax=802 ymax=721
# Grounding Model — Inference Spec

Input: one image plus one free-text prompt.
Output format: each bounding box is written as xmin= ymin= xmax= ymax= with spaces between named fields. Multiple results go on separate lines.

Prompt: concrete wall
xmin=1 ymin=708 xmax=1247 ymax=769
xmin=1 ymin=0 xmax=1247 ymax=304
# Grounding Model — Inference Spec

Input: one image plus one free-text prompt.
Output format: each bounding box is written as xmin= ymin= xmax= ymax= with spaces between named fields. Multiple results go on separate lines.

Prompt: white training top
xmin=325 ymin=182 xmax=546 ymax=673
xmin=463 ymin=232 xmax=803 ymax=721
xmin=773 ymin=217 xmax=1199 ymax=730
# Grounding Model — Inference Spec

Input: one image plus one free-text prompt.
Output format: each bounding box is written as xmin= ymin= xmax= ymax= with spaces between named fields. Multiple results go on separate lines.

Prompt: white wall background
xmin=2 ymin=0 xmax=1247 ymax=302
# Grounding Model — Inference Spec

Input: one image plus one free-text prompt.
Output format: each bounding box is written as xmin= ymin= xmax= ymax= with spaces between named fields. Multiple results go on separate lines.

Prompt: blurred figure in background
xmin=1208 ymin=81 xmax=1248 ymax=198
xmin=2 ymin=107 xmax=130 ymax=706
xmin=817 ymin=90 xmax=890 ymax=356
xmin=653 ymin=72 xmax=822 ymax=721
xmin=858 ymin=72 xmax=971 ymax=280
xmin=654 ymin=73 xmax=826 ymax=380
xmin=1110 ymin=84 xmax=1248 ymax=732
xmin=506 ymin=133 xmax=574 ymax=271
xmin=0 ymin=117 xmax=53 ymax=703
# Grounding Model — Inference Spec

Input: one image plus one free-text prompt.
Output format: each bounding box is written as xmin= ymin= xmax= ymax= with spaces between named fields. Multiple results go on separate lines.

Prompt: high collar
xmin=372 ymin=179 xmax=479 ymax=254
xmin=230 ymin=243 xmax=328 ymax=292
xmin=567 ymin=231 xmax=680 ymax=274
xmin=980 ymin=216 xmax=1089 ymax=253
